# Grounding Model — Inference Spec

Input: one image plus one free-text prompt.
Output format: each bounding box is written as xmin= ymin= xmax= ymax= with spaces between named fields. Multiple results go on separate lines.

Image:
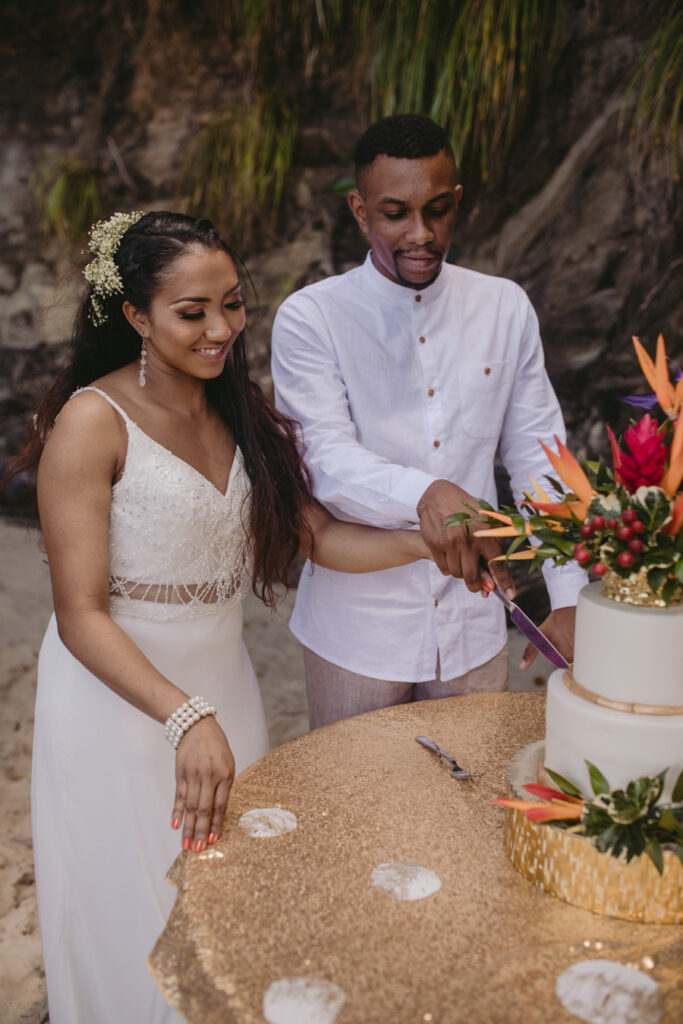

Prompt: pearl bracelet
xmin=164 ymin=696 xmax=217 ymax=750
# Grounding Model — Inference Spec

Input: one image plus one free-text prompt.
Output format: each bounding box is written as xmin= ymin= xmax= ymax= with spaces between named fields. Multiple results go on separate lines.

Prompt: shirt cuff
xmin=390 ymin=468 xmax=439 ymax=521
xmin=542 ymin=559 xmax=588 ymax=610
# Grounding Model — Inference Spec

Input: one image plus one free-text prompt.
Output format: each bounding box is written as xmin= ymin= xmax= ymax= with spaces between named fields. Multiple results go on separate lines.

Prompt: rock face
xmin=1 ymin=4 xmax=681 ymax=540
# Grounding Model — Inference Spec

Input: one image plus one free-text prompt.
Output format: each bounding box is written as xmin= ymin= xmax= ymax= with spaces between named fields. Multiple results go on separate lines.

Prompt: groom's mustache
xmin=395 ymin=247 xmax=443 ymax=258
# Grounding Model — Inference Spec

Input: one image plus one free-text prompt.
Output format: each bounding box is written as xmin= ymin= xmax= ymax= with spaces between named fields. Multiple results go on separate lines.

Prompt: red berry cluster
xmin=573 ymin=508 xmax=646 ymax=575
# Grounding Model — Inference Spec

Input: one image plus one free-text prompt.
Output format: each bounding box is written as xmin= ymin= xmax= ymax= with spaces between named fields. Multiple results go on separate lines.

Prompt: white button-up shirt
xmin=272 ymin=253 xmax=585 ymax=681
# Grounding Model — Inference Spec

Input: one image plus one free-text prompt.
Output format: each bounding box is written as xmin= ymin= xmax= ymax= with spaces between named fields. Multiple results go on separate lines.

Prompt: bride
xmin=10 ymin=211 xmax=432 ymax=1023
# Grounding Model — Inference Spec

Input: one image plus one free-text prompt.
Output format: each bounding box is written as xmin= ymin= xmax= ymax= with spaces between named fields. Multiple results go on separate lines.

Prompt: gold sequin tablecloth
xmin=149 ymin=692 xmax=683 ymax=1023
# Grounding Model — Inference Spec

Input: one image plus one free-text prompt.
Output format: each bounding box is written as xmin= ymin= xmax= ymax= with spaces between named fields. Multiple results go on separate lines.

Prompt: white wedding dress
xmin=31 ymin=387 xmax=270 ymax=1024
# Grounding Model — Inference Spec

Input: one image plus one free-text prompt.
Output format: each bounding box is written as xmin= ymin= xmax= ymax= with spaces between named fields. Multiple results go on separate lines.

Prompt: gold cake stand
xmin=505 ymin=741 xmax=683 ymax=924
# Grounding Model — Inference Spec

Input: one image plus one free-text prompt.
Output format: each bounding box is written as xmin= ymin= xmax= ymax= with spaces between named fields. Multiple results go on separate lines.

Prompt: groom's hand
xmin=417 ymin=479 xmax=516 ymax=597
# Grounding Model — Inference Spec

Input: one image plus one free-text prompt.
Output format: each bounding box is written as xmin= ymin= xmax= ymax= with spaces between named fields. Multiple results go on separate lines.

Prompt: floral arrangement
xmin=496 ymin=763 xmax=683 ymax=874
xmin=452 ymin=336 xmax=683 ymax=605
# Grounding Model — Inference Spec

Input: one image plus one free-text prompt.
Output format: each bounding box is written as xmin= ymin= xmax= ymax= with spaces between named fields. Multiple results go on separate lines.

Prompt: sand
xmin=0 ymin=518 xmax=542 ymax=1024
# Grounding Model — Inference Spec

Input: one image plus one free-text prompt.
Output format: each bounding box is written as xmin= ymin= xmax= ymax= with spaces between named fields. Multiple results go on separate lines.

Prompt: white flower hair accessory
xmin=83 ymin=211 xmax=145 ymax=325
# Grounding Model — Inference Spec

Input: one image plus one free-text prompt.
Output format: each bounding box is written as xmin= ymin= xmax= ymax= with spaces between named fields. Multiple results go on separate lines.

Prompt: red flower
xmin=608 ymin=414 xmax=668 ymax=492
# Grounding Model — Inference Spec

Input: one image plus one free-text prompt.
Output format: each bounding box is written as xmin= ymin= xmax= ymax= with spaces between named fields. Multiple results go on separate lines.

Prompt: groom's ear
xmin=347 ymin=191 xmax=368 ymax=235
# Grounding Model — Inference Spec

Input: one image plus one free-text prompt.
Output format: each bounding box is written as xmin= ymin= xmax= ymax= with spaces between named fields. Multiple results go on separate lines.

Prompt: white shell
xmin=263 ymin=977 xmax=345 ymax=1024
xmin=238 ymin=807 xmax=298 ymax=838
xmin=370 ymin=861 xmax=441 ymax=901
xmin=555 ymin=960 xmax=662 ymax=1024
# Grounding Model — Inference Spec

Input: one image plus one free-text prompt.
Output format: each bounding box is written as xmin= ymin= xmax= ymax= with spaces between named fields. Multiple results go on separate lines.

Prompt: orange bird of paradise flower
xmin=632 ymin=334 xmax=683 ymax=421
xmin=494 ymin=782 xmax=584 ymax=823
xmin=473 ymin=439 xmax=597 ymax=561
xmin=663 ymin=492 xmax=683 ymax=536
xmin=660 ymin=404 xmax=683 ymax=499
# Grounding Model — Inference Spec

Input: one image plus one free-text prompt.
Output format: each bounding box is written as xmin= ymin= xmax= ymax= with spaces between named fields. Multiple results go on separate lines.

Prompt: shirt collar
xmin=360 ymin=250 xmax=450 ymax=308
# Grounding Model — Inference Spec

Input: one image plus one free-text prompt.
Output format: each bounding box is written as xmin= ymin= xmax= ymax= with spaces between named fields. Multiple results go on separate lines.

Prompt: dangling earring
xmin=138 ymin=337 xmax=147 ymax=388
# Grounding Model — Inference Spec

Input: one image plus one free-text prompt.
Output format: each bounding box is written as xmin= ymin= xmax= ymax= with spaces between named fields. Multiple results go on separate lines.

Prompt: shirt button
xmin=427 ymin=388 xmax=435 ymax=396
xmin=415 ymin=294 xmax=422 ymax=302
xmin=484 ymin=366 xmax=491 ymax=375
xmin=434 ymin=598 xmax=439 ymax=607
xmin=419 ymin=336 xmax=426 ymax=344
xmin=433 ymin=440 xmax=440 ymax=448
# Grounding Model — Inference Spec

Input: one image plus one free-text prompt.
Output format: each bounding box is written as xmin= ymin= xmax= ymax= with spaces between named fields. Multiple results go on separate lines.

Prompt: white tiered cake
xmin=544 ymin=581 xmax=683 ymax=802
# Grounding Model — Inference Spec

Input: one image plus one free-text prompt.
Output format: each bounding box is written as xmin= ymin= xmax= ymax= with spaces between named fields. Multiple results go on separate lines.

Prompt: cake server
xmin=485 ymin=582 xmax=569 ymax=669
xmin=415 ymin=736 xmax=471 ymax=779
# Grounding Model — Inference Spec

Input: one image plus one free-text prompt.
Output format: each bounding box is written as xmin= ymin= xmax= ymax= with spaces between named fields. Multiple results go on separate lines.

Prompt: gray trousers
xmin=303 ymin=645 xmax=509 ymax=730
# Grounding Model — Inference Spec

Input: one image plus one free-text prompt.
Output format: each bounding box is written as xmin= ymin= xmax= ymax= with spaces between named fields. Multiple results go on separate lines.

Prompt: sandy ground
xmin=0 ymin=519 xmax=546 ymax=1024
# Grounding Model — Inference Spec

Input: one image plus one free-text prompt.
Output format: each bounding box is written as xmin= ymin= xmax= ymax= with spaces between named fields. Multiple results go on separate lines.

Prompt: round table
xmin=149 ymin=692 xmax=683 ymax=1023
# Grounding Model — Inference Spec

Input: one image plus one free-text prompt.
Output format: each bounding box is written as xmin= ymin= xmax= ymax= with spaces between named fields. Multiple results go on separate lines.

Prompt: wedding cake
xmin=469 ymin=335 xmax=683 ymax=917
xmin=544 ymin=580 xmax=683 ymax=802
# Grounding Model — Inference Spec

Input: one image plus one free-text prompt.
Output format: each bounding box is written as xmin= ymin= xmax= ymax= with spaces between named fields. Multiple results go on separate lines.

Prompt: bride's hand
xmin=171 ymin=717 xmax=235 ymax=852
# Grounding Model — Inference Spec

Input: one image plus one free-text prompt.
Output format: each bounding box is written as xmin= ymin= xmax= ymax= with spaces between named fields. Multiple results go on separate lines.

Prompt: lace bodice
xmin=71 ymin=387 xmax=253 ymax=621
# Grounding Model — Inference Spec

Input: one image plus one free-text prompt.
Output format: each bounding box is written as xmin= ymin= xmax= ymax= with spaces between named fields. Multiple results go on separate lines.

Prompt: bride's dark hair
xmin=8 ymin=210 xmax=311 ymax=605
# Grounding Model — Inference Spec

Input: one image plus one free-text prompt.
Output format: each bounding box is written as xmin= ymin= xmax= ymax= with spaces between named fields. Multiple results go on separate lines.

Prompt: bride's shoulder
xmin=49 ymin=384 xmax=128 ymax=457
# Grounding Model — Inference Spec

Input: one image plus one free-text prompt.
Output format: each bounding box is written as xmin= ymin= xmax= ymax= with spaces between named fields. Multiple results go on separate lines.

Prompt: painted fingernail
xmin=182 ymin=837 xmax=191 ymax=851
xmin=208 ymin=833 xmax=217 ymax=845
xmin=193 ymin=839 xmax=204 ymax=852
xmin=172 ymin=818 xmax=180 ymax=829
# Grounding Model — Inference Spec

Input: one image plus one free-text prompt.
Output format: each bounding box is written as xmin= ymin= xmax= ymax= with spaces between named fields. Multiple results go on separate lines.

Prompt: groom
xmin=271 ymin=113 xmax=584 ymax=728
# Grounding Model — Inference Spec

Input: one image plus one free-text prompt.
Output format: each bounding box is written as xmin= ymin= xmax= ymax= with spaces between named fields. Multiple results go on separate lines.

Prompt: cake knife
xmin=482 ymin=576 xmax=569 ymax=669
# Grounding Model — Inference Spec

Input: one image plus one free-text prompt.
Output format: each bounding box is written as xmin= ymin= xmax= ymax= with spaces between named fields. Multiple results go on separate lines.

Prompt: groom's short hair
xmin=354 ymin=114 xmax=455 ymax=175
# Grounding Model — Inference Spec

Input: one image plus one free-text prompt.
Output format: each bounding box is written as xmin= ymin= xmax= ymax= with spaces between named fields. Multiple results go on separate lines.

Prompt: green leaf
xmin=677 ymin=844 xmax=683 ymax=867
xmin=552 ymin=537 xmax=578 ymax=557
xmin=534 ymin=545 xmax=565 ymax=558
xmin=544 ymin=475 xmax=566 ymax=495
xmin=504 ymin=534 xmax=526 ymax=557
xmin=648 ymin=566 xmax=669 ymax=593
xmin=672 ymin=769 xmax=683 ymax=803
xmin=445 ymin=512 xmax=470 ymax=526
xmin=662 ymin=578 xmax=679 ymax=604
xmin=544 ymin=767 xmax=583 ymax=797
xmin=586 ymin=761 xmax=610 ymax=796
xmin=331 ymin=174 xmax=356 ymax=195
xmin=675 ymin=559 xmax=683 ymax=585
xmin=658 ymin=808 xmax=682 ymax=835
xmin=644 ymin=837 xmax=664 ymax=875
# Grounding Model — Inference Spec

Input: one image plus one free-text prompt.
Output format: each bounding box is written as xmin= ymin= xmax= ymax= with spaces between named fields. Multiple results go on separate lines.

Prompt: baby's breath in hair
xmin=83 ymin=211 xmax=145 ymax=325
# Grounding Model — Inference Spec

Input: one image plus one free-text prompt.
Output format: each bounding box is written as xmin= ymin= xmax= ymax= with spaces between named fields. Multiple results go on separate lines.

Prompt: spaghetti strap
xmin=71 ymin=386 xmax=132 ymax=425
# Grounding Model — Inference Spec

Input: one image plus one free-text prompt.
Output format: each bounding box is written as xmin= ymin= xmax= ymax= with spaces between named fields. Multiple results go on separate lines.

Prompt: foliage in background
xmin=30 ymin=155 xmax=100 ymax=252
xmin=367 ymin=0 xmax=565 ymax=178
xmin=27 ymin=0 xmax=680 ymax=249
xmin=626 ymin=4 xmax=683 ymax=178
xmin=179 ymin=0 xmax=567 ymax=240
xmin=178 ymin=95 xmax=298 ymax=250
xmin=221 ymin=0 xmax=352 ymax=85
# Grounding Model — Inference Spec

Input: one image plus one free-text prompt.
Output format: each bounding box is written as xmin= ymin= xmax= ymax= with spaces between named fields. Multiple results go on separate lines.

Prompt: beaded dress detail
xmin=73 ymin=387 xmax=253 ymax=621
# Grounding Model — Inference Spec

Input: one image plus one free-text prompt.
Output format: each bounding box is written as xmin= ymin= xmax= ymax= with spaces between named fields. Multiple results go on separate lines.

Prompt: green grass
xmin=178 ymin=95 xmax=298 ymax=249
xmin=30 ymin=154 xmax=100 ymax=250
xmin=368 ymin=0 xmax=566 ymax=178
xmin=626 ymin=5 xmax=683 ymax=178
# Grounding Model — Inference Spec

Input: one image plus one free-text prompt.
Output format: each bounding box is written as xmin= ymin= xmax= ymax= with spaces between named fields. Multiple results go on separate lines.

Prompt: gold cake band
xmin=563 ymin=669 xmax=683 ymax=716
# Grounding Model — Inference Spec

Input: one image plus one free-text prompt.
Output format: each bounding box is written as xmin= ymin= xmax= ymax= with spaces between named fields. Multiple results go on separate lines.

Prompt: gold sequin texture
xmin=506 ymin=743 xmax=683 ymax=924
xmin=149 ymin=693 xmax=683 ymax=1023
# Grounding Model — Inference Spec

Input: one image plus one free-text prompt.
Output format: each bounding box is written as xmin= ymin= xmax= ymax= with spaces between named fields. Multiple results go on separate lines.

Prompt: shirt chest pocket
xmin=457 ymin=360 xmax=512 ymax=439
